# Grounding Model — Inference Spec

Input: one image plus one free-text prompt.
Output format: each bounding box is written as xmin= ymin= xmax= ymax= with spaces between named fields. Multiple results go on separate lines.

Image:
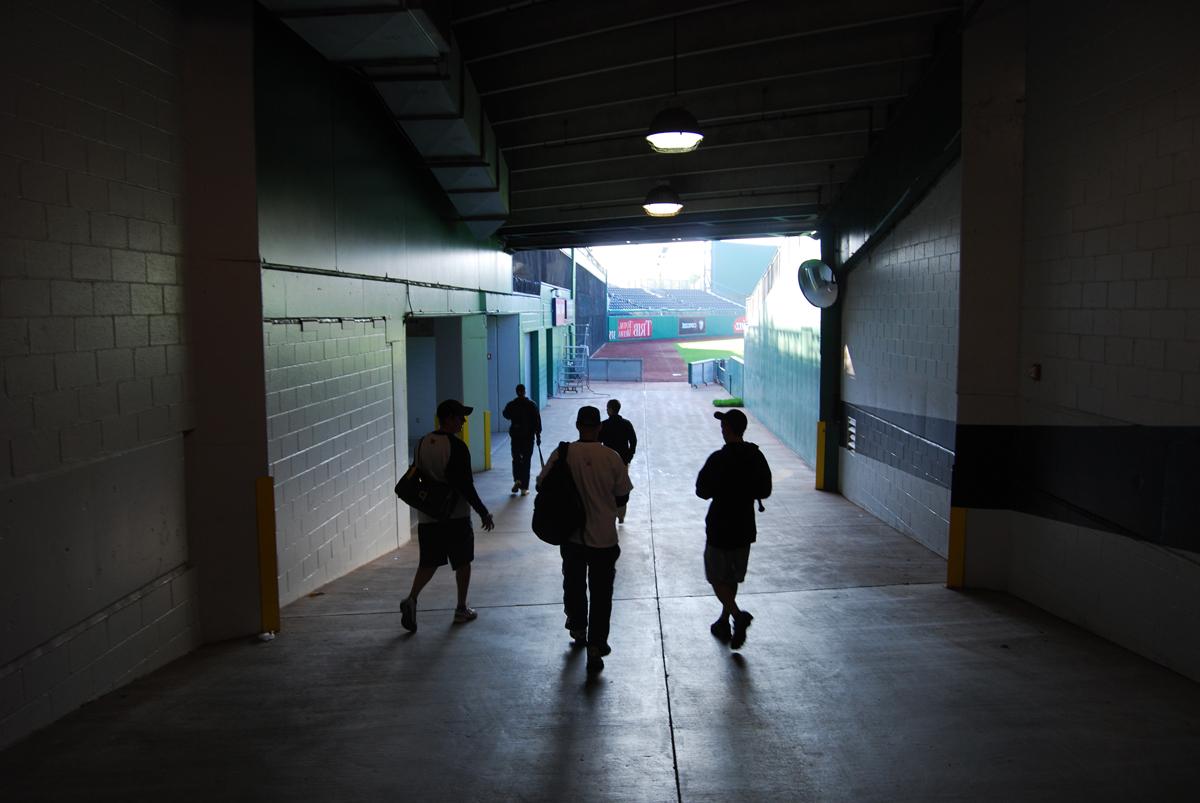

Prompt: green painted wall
xmin=711 ymin=241 xmax=778 ymax=299
xmin=743 ymin=259 xmax=821 ymax=466
xmin=606 ymin=314 xmax=743 ymax=341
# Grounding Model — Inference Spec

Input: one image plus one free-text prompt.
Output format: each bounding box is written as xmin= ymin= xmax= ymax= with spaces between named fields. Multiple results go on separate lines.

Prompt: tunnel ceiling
xmin=262 ymin=0 xmax=963 ymax=251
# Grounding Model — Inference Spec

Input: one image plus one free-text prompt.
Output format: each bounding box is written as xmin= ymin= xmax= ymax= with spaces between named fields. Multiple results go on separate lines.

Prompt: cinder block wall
xmin=265 ymin=319 xmax=398 ymax=606
xmin=1021 ymin=4 xmax=1198 ymax=428
xmin=743 ymin=237 xmax=823 ymax=466
xmin=964 ymin=0 xmax=1200 ymax=679
xmin=840 ymin=163 xmax=961 ymax=556
xmin=0 ymin=1 xmax=198 ymax=747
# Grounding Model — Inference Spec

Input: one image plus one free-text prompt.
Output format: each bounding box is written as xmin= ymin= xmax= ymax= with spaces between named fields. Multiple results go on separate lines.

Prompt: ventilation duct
xmin=262 ymin=1 xmax=508 ymax=239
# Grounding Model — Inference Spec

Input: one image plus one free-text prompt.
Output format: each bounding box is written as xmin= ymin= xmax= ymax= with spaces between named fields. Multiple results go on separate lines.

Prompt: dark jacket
xmin=695 ymin=441 xmax=772 ymax=548
xmin=502 ymin=396 xmax=542 ymax=441
xmin=599 ymin=414 xmax=637 ymax=464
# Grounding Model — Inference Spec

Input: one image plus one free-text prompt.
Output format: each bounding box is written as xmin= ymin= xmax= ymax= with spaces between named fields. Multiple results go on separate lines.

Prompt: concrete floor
xmin=3 ymin=382 xmax=1200 ymax=801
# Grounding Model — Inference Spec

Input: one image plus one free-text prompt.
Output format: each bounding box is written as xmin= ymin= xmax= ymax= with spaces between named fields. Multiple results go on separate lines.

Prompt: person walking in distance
xmin=502 ymin=384 xmax=542 ymax=496
xmin=695 ymin=409 xmax=772 ymax=649
xmin=399 ymin=399 xmax=495 ymax=632
xmin=598 ymin=399 xmax=637 ymax=523
xmin=537 ymin=405 xmax=633 ymax=674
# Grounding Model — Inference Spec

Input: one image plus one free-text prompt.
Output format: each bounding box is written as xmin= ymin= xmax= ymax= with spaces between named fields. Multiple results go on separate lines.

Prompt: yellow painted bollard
xmin=815 ymin=420 xmax=828 ymax=490
xmin=462 ymin=414 xmax=470 ymax=447
xmin=947 ymin=507 xmax=967 ymax=589
xmin=254 ymin=476 xmax=281 ymax=634
xmin=483 ymin=411 xmax=492 ymax=469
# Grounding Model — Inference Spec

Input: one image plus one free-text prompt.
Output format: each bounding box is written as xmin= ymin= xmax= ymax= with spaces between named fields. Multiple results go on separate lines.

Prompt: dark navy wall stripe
xmin=841 ymin=403 xmax=955 ymax=489
xmin=952 ymin=424 xmax=1200 ymax=553
xmin=840 ymin=404 xmax=1199 ymax=554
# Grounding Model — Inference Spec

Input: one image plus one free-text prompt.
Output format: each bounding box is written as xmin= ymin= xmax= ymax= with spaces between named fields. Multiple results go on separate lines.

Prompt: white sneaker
xmin=453 ymin=606 xmax=478 ymax=624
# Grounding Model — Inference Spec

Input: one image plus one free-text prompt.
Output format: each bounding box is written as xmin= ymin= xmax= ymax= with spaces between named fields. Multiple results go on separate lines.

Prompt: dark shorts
xmin=417 ymin=518 xmax=474 ymax=570
xmin=704 ymin=544 xmax=751 ymax=585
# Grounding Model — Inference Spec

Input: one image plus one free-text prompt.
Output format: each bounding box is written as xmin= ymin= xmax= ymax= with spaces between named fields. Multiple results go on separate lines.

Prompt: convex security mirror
xmin=798 ymin=259 xmax=839 ymax=308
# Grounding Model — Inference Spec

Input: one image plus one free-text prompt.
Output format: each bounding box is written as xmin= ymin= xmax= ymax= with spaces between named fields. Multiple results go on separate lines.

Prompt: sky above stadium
xmin=588 ymin=236 xmax=817 ymax=288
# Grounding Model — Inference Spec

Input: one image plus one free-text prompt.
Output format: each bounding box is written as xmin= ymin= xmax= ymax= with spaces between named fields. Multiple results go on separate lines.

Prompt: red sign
xmin=733 ymin=316 xmax=748 ymax=333
xmin=616 ymin=318 xmax=653 ymax=339
xmin=553 ymin=297 xmax=573 ymax=326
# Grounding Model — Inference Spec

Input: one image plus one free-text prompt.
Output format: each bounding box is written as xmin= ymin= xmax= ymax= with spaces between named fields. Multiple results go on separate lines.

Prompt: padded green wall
xmin=606 ymin=314 xmax=742 ymax=341
xmin=743 ymin=269 xmax=821 ymax=466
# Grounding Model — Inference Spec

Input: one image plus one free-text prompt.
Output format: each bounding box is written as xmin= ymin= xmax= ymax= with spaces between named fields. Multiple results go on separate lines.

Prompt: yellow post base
xmin=254 ymin=476 xmax=281 ymax=634
xmin=815 ymin=420 xmax=828 ymax=490
xmin=483 ymin=410 xmax=492 ymax=469
xmin=947 ymin=506 xmax=967 ymax=589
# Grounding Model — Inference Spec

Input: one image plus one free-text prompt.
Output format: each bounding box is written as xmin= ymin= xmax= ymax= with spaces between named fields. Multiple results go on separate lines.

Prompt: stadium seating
xmin=607 ymin=287 xmax=744 ymax=314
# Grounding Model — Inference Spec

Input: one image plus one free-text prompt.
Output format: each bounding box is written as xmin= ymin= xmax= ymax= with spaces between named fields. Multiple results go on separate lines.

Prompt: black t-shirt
xmin=502 ymin=396 xmax=542 ymax=440
xmin=599 ymin=414 xmax=637 ymax=463
xmin=695 ymin=441 xmax=772 ymax=548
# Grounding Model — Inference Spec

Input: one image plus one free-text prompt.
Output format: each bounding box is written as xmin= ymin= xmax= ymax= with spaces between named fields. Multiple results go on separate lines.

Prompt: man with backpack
xmin=536 ymin=405 xmax=633 ymax=674
xmin=398 ymin=399 xmax=495 ymax=633
xmin=695 ymin=408 xmax=772 ymax=649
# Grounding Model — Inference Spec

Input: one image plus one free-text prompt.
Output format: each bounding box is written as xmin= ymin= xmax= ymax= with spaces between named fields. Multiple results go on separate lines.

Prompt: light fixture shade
xmin=645 ymin=107 xmax=704 ymax=153
xmin=643 ymin=184 xmax=683 ymax=217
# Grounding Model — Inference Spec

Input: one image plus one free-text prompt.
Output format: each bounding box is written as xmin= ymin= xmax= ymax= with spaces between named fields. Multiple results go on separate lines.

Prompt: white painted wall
xmin=962 ymin=0 xmax=1200 ymax=682
xmin=265 ymin=320 xmax=398 ymax=606
xmin=840 ymin=163 xmax=962 ymax=556
xmin=0 ymin=0 xmax=199 ymax=748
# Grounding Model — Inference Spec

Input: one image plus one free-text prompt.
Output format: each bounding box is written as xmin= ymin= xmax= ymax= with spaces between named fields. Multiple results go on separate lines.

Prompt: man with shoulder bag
xmin=536 ymin=405 xmax=632 ymax=674
xmin=398 ymin=399 xmax=494 ymax=632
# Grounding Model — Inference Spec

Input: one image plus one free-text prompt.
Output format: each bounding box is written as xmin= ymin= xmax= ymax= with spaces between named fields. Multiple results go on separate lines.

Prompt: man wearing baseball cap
xmin=399 ymin=399 xmax=495 ymax=632
xmin=695 ymin=408 xmax=772 ymax=649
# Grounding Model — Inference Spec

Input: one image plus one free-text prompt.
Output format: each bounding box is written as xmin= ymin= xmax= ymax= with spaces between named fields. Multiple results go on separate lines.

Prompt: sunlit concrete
xmin=2 ymin=383 xmax=1199 ymax=801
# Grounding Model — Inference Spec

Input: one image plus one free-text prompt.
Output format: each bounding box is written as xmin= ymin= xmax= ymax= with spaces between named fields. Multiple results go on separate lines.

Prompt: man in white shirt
xmin=536 ymin=405 xmax=633 ymax=674
xmin=399 ymin=399 xmax=495 ymax=632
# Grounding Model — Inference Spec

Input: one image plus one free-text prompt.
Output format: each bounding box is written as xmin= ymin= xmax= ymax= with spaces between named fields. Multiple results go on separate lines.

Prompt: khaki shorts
xmin=704 ymin=544 xmax=751 ymax=585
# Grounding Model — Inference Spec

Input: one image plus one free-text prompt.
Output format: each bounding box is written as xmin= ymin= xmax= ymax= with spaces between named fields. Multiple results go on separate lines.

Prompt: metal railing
xmin=513 ymin=275 xmax=541 ymax=295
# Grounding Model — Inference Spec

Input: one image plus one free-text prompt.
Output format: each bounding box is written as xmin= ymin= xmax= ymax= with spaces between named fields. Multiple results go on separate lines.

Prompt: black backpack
xmin=531 ymin=442 xmax=586 ymax=545
xmin=394 ymin=437 xmax=459 ymax=519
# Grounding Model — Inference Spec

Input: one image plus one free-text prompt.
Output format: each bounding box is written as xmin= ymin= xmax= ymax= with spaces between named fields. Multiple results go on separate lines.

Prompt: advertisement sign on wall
xmin=678 ymin=317 xmax=706 ymax=336
xmin=616 ymin=318 xmax=653 ymax=339
xmin=553 ymin=297 xmax=574 ymax=326
xmin=734 ymin=316 xmax=747 ymax=333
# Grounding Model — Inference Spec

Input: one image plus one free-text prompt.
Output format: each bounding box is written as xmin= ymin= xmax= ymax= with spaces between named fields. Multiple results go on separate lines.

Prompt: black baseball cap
xmin=437 ymin=399 xmax=473 ymax=419
xmin=714 ymin=408 xmax=747 ymax=434
xmin=576 ymin=405 xmax=602 ymax=426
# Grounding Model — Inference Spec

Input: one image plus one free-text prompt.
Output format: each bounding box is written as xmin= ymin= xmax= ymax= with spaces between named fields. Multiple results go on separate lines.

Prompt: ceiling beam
xmin=509 ymin=163 xmax=855 ymax=213
xmin=510 ymin=133 xmax=866 ymax=193
xmin=490 ymin=67 xmax=916 ymax=151
xmin=480 ymin=27 xmax=936 ymax=128
xmin=503 ymin=107 xmax=875 ymax=173
xmin=466 ymin=3 xmax=959 ymax=98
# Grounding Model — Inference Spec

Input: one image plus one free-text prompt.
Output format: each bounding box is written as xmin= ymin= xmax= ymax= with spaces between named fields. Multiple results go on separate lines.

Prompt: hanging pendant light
xmin=645 ymin=19 xmax=703 ymax=154
xmin=646 ymin=107 xmax=704 ymax=154
xmin=643 ymin=184 xmax=683 ymax=217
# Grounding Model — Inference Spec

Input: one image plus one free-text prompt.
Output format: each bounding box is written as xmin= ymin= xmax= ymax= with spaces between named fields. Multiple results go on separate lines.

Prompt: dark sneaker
xmin=569 ymin=628 xmax=587 ymax=645
xmin=730 ymin=610 xmax=753 ymax=649
xmin=453 ymin=606 xmax=478 ymax=624
xmin=400 ymin=597 xmax=417 ymax=632
xmin=511 ymin=482 xmax=520 ymax=495
xmin=710 ymin=619 xmax=731 ymax=642
xmin=586 ymin=647 xmax=605 ymax=674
